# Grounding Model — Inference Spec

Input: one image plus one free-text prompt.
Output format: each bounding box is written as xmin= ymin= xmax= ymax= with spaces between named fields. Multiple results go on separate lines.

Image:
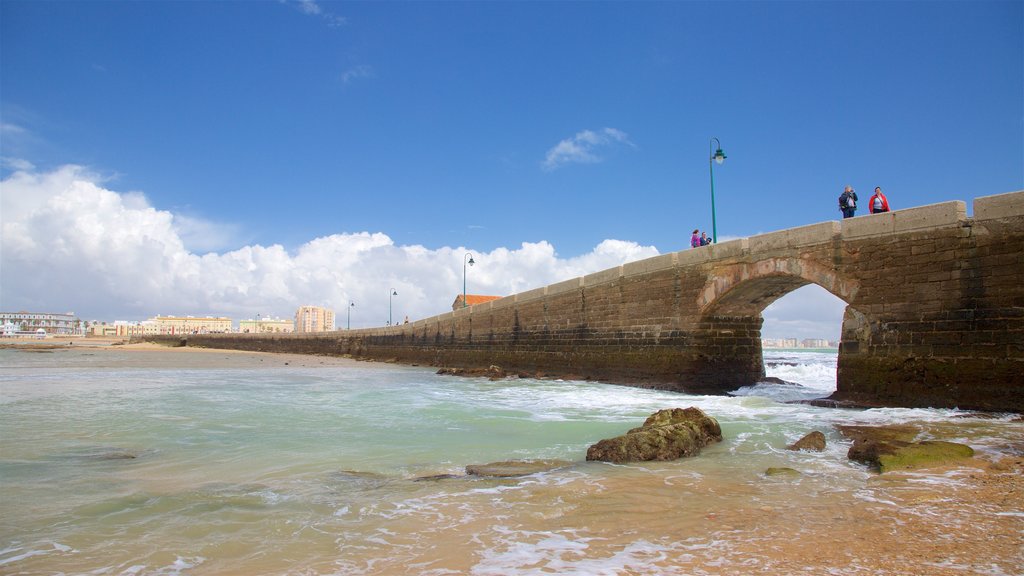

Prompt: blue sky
xmin=2 ymin=1 xmax=1022 ymax=338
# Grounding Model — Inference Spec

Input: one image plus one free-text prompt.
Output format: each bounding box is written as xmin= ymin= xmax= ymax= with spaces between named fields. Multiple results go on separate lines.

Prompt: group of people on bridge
xmin=689 ymin=185 xmax=891 ymax=249
xmin=690 ymin=229 xmax=712 ymax=248
xmin=839 ymin=186 xmax=890 ymax=218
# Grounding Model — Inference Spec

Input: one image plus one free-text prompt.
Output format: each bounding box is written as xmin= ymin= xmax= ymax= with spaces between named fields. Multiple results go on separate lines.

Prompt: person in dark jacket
xmin=839 ymin=186 xmax=858 ymax=218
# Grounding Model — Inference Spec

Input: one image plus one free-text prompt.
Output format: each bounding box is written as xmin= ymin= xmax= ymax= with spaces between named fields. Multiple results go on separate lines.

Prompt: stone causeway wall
xmin=144 ymin=190 xmax=1024 ymax=412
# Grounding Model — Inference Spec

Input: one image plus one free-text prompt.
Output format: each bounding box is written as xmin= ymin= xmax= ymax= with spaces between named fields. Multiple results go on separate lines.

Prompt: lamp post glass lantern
xmin=346 ymin=301 xmax=355 ymax=330
xmin=463 ymin=253 xmax=475 ymax=308
xmin=709 ymin=137 xmax=727 ymax=244
xmin=389 ymin=289 xmax=397 ymax=326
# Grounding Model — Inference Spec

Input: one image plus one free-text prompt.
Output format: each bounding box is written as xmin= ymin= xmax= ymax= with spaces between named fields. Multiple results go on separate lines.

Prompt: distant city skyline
xmin=2 ymin=2 xmax=1020 ymax=339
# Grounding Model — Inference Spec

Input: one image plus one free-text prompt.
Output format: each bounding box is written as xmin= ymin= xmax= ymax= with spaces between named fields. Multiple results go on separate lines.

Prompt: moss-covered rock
xmin=585 ymin=407 xmax=723 ymax=464
xmin=876 ymin=441 xmax=975 ymax=473
xmin=837 ymin=424 xmax=974 ymax=473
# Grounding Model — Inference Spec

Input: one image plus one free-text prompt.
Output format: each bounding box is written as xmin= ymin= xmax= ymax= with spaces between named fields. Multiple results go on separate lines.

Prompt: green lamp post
xmin=709 ymin=137 xmax=727 ymax=244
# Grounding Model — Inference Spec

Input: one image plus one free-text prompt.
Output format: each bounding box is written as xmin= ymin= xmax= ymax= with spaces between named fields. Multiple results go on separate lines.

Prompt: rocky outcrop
xmin=585 ymin=407 xmax=722 ymax=464
xmin=787 ymin=431 xmax=826 ymax=452
xmin=837 ymin=424 xmax=975 ymax=473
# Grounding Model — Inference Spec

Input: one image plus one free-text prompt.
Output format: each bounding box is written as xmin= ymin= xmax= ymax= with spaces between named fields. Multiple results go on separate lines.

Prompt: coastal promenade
xmin=145 ymin=190 xmax=1024 ymax=412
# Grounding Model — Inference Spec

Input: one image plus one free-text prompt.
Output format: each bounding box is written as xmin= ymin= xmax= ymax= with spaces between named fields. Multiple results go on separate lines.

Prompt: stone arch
xmin=697 ymin=257 xmax=859 ymax=317
xmin=680 ymin=257 xmax=863 ymax=392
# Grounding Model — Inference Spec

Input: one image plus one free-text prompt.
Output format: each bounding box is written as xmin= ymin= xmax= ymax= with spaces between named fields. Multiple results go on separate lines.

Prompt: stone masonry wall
xmin=145 ymin=190 xmax=1024 ymax=412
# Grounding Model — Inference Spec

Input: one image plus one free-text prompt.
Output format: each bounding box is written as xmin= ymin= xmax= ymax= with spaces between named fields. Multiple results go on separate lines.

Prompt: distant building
xmin=452 ymin=294 xmax=502 ymax=311
xmin=294 ymin=306 xmax=335 ymax=333
xmin=115 ymin=320 xmax=158 ymax=336
xmin=762 ymin=337 xmax=838 ymax=349
xmin=150 ymin=315 xmax=232 ymax=335
xmin=761 ymin=337 xmax=798 ymax=349
xmin=0 ymin=311 xmax=81 ymax=335
xmin=240 ymin=317 xmax=294 ymax=333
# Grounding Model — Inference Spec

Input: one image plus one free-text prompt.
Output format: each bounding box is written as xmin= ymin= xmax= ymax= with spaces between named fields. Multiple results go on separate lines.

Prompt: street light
xmin=347 ymin=301 xmax=355 ymax=330
xmin=389 ymin=288 xmax=397 ymax=326
xmin=463 ymin=253 xmax=475 ymax=308
xmin=256 ymin=313 xmax=261 ymax=334
xmin=709 ymin=137 xmax=727 ymax=244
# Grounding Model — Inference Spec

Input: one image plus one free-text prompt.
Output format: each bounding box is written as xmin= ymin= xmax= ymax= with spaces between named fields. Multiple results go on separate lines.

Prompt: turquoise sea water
xmin=1 ymin=347 xmax=1021 ymax=575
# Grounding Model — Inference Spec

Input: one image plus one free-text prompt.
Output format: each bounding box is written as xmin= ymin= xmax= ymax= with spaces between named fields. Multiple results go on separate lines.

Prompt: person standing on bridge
xmin=839 ymin=186 xmax=858 ymax=218
xmin=869 ymin=186 xmax=890 ymax=213
xmin=691 ymin=229 xmax=701 ymax=248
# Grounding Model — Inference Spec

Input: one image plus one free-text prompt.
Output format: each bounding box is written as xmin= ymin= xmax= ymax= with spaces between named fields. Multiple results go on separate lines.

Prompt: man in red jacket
xmin=869 ymin=186 xmax=890 ymax=213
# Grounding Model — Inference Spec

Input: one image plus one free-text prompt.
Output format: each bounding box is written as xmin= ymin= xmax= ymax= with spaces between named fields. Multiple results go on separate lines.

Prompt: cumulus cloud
xmin=542 ymin=127 xmax=634 ymax=171
xmin=0 ymin=165 xmax=659 ymax=326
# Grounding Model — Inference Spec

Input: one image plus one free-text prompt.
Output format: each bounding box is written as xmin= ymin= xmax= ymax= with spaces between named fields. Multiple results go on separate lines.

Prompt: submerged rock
xmin=585 ymin=407 xmax=723 ymax=464
xmin=464 ymin=459 xmax=571 ymax=478
xmin=837 ymin=424 xmax=974 ymax=473
xmin=412 ymin=473 xmax=463 ymax=482
xmin=764 ymin=467 xmax=802 ymax=477
xmin=787 ymin=431 xmax=827 ymax=452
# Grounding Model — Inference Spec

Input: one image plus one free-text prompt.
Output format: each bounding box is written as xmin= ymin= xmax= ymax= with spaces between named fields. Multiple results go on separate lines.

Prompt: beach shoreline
xmin=0 ymin=336 xmax=378 ymax=369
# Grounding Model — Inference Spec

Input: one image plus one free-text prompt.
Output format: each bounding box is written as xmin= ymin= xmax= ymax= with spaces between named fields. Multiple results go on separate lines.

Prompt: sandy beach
xmin=0 ymin=336 xmax=372 ymax=370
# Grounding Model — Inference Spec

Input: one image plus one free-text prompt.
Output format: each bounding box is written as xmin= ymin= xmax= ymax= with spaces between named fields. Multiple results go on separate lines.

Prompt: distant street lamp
xmin=463 ymin=253 xmax=475 ymax=308
xmin=347 ymin=301 xmax=355 ymax=330
xmin=389 ymin=288 xmax=398 ymax=326
xmin=256 ymin=313 xmax=261 ymax=334
xmin=709 ymin=137 xmax=727 ymax=244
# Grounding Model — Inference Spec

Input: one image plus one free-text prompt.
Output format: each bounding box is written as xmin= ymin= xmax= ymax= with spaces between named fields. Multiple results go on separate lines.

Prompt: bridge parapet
xmin=975 ymin=190 xmax=1024 ymax=220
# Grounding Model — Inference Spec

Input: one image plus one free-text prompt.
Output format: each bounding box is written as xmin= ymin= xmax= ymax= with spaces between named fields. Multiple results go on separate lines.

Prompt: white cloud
xmin=283 ymin=0 xmax=347 ymax=27
xmin=341 ymin=64 xmax=374 ymax=85
xmin=1 ymin=157 xmax=35 ymax=172
xmin=0 ymin=165 xmax=659 ymax=326
xmin=542 ymin=127 xmax=634 ymax=171
xmin=1 ymin=123 xmax=27 ymax=136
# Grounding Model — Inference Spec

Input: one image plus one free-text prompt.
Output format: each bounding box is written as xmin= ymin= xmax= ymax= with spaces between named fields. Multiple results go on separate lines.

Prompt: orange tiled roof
xmin=453 ymin=294 xmax=502 ymax=308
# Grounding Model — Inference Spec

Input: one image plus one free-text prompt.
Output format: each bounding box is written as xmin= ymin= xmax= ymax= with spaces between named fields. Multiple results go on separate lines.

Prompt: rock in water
xmin=464 ymin=459 xmax=571 ymax=478
xmin=837 ymin=424 xmax=975 ymax=473
xmin=585 ymin=407 xmax=723 ymax=464
xmin=787 ymin=431 xmax=827 ymax=452
xmin=764 ymin=467 xmax=802 ymax=477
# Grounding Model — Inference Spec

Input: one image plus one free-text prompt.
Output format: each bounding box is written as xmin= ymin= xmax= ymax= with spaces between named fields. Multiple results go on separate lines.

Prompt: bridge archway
xmin=685 ymin=257 xmax=863 ymax=393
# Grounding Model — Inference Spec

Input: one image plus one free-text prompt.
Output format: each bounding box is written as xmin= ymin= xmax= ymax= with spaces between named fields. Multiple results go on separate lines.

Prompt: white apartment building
xmin=294 ymin=306 xmax=335 ymax=333
xmin=0 ymin=311 xmax=81 ymax=335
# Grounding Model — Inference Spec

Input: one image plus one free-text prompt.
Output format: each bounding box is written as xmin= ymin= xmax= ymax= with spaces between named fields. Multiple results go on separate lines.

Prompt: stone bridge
xmin=153 ymin=190 xmax=1024 ymax=412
